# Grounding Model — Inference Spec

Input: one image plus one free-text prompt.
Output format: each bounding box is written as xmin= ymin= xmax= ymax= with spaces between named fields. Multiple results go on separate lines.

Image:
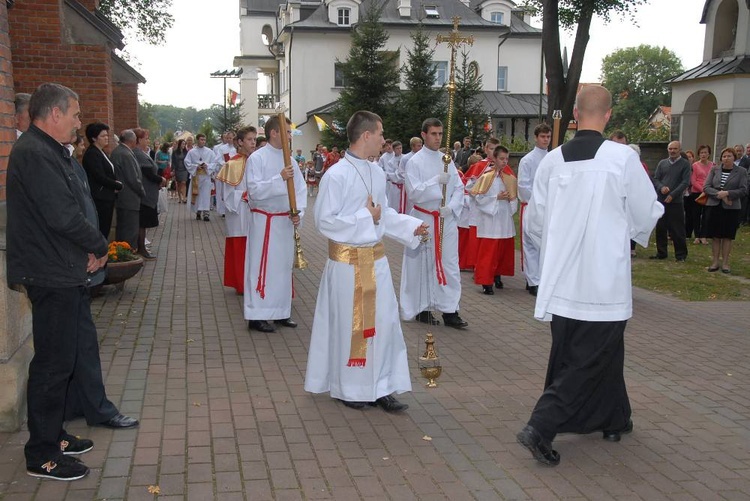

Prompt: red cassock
xmin=458 ymin=159 xmax=492 ymax=270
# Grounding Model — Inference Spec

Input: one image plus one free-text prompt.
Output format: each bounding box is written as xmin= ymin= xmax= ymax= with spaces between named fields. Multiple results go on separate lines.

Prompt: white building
xmin=235 ymin=0 xmax=546 ymax=154
xmin=667 ymin=0 xmax=750 ymax=160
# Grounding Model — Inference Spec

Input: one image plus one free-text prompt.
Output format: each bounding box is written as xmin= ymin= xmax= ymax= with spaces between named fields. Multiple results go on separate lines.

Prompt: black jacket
xmin=82 ymin=144 xmax=121 ymax=202
xmin=6 ymin=124 xmax=109 ymax=288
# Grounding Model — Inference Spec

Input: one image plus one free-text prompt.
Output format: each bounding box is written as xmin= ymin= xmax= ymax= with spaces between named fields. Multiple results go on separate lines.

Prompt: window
xmin=425 ymin=5 xmax=439 ymax=18
xmin=490 ymin=12 xmax=504 ymax=24
xmin=433 ymin=61 xmax=448 ymax=86
xmin=334 ymin=63 xmax=346 ymax=87
xmin=497 ymin=66 xmax=508 ymax=91
xmin=337 ymin=7 xmax=350 ymax=26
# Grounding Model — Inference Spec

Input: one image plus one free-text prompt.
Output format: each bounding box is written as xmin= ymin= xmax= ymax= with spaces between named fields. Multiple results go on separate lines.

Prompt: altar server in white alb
xmin=244 ymin=116 xmax=306 ymax=333
xmin=215 ymin=126 xmax=256 ymax=295
xmin=384 ymin=141 xmax=404 ymax=212
xmin=304 ymin=110 xmax=428 ymax=413
xmin=185 ymin=133 xmax=219 ymax=221
xmin=213 ymin=131 xmax=238 ymax=217
xmin=400 ymin=118 xmax=467 ymax=329
xmin=517 ymin=85 xmax=664 ymax=467
xmin=518 ymin=123 xmax=551 ymax=297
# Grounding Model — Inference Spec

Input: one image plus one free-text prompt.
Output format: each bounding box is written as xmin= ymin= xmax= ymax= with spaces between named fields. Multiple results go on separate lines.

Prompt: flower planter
xmin=104 ymin=257 xmax=144 ymax=285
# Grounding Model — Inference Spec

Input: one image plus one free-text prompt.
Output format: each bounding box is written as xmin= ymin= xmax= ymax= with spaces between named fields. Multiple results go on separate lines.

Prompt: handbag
xmin=695 ymin=192 xmax=708 ymax=206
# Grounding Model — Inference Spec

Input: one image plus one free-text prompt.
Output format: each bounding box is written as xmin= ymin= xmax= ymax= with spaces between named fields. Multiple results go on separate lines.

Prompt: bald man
xmin=651 ymin=141 xmax=691 ymax=261
xmin=517 ymin=85 xmax=663 ymax=466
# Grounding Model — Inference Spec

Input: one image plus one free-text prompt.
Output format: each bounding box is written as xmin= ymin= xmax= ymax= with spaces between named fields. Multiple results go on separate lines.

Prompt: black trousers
xmin=24 ymin=286 xmax=117 ymax=465
xmin=528 ymin=315 xmax=631 ymax=443
xmin=655 ymin=202 xmax=688 ymax=259
xmin=115 ymin=208 xmax=139 ymax=249
xmin=94 ymin=198 xmax=115 ymax=240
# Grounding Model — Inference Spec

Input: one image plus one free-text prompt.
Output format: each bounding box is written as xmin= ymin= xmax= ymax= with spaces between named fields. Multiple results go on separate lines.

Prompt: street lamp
xmin=209 ymin=68 xmax=243 ymax=126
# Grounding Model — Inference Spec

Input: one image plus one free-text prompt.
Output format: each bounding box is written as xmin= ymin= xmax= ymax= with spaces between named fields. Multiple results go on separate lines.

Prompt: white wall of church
xmin=498 ymin=38 xmax=543 ymax=93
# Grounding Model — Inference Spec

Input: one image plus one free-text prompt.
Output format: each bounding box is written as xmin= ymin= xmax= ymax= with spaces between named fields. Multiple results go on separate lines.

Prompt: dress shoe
xmin=516 ymin=425 xmax=560 ymax=466
xmin=369 ymin=394 xmax=408 ymax=413
xmin=416 ymin=311 xmax=440 ymax=325
xmin=602 ymin=419 xmax=633 ymax=442
xmin=203 ymin=215 xmax=210 ymax=222
xmin=248 ymin=320 xmax=275 ymax=332
xmin=196 ymin=213 xmax=201 ymax=220
xmin=649 ymin=255 xmax=667 ymax=260
xmin=337 ymin=399 xmax=367 ymax=410
xmin=528 ymin=285 xmax=538 ymax=297
xmin=442 ymin=312 xmax=468 ymax=329
xmin=138 ymin=251 xmax=156 ymax=260
xmin=274 ymin=318 xmax=298 ymax=328
xmin=99 ymin=413 xmax=139 ymax=429
xmin=494 ymin=276 xmax=504 ymax=289
xmin=482 ymin=285 xmax=494 ymax=295
xmin=675 ymin=257 xmax=686 ymax=262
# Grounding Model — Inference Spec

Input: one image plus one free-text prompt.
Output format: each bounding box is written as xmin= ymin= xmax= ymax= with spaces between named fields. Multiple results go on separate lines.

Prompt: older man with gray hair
xmin=14 ymin=92 xmax=31 ymax=138
xmin=651 ymin=140 xmax=691 ymax=261
xmin=111 ymin=129 xmax=146 ymax=248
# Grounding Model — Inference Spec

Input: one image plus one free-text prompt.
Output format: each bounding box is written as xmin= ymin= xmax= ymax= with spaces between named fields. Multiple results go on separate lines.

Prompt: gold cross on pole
xmin=436 ymin=17 xmax=475 ymax=54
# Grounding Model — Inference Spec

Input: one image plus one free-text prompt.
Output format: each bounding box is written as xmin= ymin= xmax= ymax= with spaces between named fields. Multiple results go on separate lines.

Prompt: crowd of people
xmin=5 ymin=81 xmax=747 ymax=481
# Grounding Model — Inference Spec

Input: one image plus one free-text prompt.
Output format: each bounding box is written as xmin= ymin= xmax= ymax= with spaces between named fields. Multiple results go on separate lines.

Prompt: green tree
xmin=198 ymin=120 xmax=217 ymax=148
xmin=525 ymin=0 xmax=647 ymax=144
xmin=212 ymin=100 xmax=245 ymax=136
xmin=390 ymin=25 xmax=445 ymax=143
xmin=98 ymin=0 xmax=174 ymax=45
xmin=323 ymin=0 xmax=400 ymax=147
xmin=601 ymin=45 xmax=683 ymax=133
xmin=450 ymin=49 xmax=486 ymax=145
xmin=138 ymin=101 xmax=160 ymax=136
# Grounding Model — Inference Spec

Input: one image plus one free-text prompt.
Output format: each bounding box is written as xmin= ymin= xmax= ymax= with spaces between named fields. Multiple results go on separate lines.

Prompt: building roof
xmin=111 ymin=53 xmax=147 ymax=84
xmin=246 ymin=0 xmax=285 ymax=14
xmin=701 ymin=0 xmax=750 ymax=23
xmin=65 ymin=0 xmax=125 ymax=50
xmin=666 ymin=55 xmax=750 ymax=84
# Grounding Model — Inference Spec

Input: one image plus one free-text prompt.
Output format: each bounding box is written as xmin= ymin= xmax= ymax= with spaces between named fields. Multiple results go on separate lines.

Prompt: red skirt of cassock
xmin=459 ymin=225 xmax=479 ymax=270
xmin=224 ymin=236 xmax=247 ymax=294
xmin=473 ymin=237 xmax=515 ymax=285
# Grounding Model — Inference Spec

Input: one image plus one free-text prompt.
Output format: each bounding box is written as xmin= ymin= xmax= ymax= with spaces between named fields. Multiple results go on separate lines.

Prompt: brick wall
xmin=112 ymin=81 xmax=139 ymax=135
xmin=9 ymin=0 xmax=114 ymax=132
xmin=0 ymin=3 xmax=15 ymax=203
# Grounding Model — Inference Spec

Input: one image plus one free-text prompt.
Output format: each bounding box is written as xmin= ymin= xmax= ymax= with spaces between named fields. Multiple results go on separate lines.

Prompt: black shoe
xmin=27 ymin=455 xmax=89 ymax=481
xmin=60 ymin=434 xmax=93 ymax=455
xmin=274 ymin=318 xmax=298 ymax=328
xmin=602 ymin=419 xmax=633 ymax=442
xmin=494 ymin=276 xmax=504 ymax=289
xmin=442 ymin=312 xmax=468 ymax=329
xmin=528 ymin=286 xmax=538 ymax=297
xmin=248 ymin=320 xmax=275 ymax=332
xmin=516 ymin=425 xmax=560 ymax=466
xmin=525 ymin=281 xmax=530 ymax=291
xmin=649 ymin=255 xmax=667 ymax=260
xmin=675 ymin=257 xmax=686 ymax=262
xmin=482 ymin=285 xmax=494 ymax=295
xmin=203 ymin=215 xmax=210 ymax=222
xmin=99 ymin=413 xmax=139 ymax=429
xmin=369 ymin=395 xmax=408 ymax=413
xmin=196 ymin=213 xmax=201 ymax=220
xmin=416 ymin=311 xmax=440 ymax=325
xmin=338 ymin=399 xmax=367 ymax=410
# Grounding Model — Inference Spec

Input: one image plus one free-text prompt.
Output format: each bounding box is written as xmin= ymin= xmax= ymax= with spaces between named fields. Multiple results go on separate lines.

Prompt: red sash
xmin=250 ymin=208 xmax=290 ymax=298
xmin=414 ymin=205 xmax=447 ymax=286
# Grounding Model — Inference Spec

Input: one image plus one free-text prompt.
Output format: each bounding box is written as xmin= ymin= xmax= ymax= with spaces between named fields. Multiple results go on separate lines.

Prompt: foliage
xmin=601 ymin=45 xmax=683 ymax=132
xmin=162 ymin=130 xmax=175 ymax=144
xmin=390 ymin=25 xmax=445 ymax=143
xmin=138 ymin=102 xmax=214 ymax=139
xmin=323 ymin=0 xmax=400 ymax=146
xmin=198 ymin=120 xmax=218 ymax=148
xmin=607 ymin=118 xmax=670 ymax=143
xmin=108 ymin=241 xmax=138 ymax=262
xmin=450 ymin=49 xmax=487 ymax=145
xmin=498 ymin=135 xmax=533 ymax=153
xmin=98 ymin=0 xmax=174 ymax=45
xmin=525 ymin=0 xmax=647 ymax=145
xmin=212 ymin=100 xmax=245 ymax=136
xmin=138 ymin=101 xmax=161 ymax=137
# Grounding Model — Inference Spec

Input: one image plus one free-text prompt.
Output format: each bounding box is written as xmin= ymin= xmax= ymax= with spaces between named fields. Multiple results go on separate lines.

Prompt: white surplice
xmin=384 ymin=154 xmax=403 ymax=212
xmin=243 ymin=143 xmax=306 ymax=321
xmin=217 ymin=155 xmax=249 ymax=237
xmin=526 ymin=140 xmax=663 ymax=322
xmin=377 ymin=150 xmax=393 ymax=172
xmin=399 ymin=148 xmax=464 ymax=319
xmin=185 ymin=146 xmax=218 ymax=212
xmin=213 ymin=143 xmax=237 ymax=216
xmin=304 ymin=152 xmax=422 ymax=402
xmin=474 ymin=174 xmax=518 ymax=239
xmin=518 ymin=146 xmax=548 ymax=286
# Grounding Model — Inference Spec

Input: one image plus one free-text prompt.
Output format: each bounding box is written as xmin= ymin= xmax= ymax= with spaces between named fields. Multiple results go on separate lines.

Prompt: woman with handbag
xmin=703 ymin=147 xmax=748 ymax=273
xmin=689 ymin=145 xmax=713 ymax=244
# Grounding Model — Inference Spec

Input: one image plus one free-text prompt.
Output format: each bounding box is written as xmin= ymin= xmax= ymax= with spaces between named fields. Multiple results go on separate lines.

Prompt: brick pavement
xmin=0 ymin=196 xmax=748 ymax=500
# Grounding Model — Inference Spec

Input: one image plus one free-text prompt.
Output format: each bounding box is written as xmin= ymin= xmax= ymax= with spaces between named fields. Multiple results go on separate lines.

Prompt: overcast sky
xmin=127 ymin=0 xmax=707 ymax=109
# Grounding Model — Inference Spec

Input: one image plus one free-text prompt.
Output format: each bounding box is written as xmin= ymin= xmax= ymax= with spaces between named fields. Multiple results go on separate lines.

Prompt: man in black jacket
xmin=6 ymin=83 xmax=137 ymax=481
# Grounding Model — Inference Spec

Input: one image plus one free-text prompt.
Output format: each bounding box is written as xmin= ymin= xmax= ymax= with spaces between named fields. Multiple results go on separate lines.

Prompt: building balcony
xmin=258 ymin=94 xmax=278 ymax=113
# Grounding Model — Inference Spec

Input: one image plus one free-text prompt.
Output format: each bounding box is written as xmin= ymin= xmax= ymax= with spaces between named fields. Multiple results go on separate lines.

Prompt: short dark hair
xmin=28 ymin=83 xmax=78 ymax=121
xmin=85 ymin=122 xmax=110 ymax=144
xmin=176 ymin=139 xmax=185 ymax=150
xmin=720 ymin=147 xmax=737 ymax=160
xmin=697 ymin=144 xmax=712 ymax=156
xmin=534 ymin=123 xmax=552 ymax=136
xmin=236 ymin=126 xmax=257 ymax=141
xmin=485 ymin=137 xmax=501 ymax=146
xmin=422 ymin=118 xmax=443 ymax=133
xmin=160 ymin=142 xmax=170 ymax=153
xmin=264 ymin=115 xmax=291 ymax=136
xmin=392 ymin=141 xmax=402 ymax=149
xmin=195 ymin=133 xmax=206 ymax=141
xmin=15 ymin=93 xmax=31 ymax=114
xmin=134 ymin=128 xmax=149 ymax=143
xmin=256 ymin=136 xmax=267 ymax=144
xmin=347 ymin=110 xmax=382 ymax=143
xmin=384 ymin=138 xmax=393 ymax=145
xmin=609 ymin=130 xmax=627 ymax=141
xmin=492 ymin=145 xmax=509 ymax=158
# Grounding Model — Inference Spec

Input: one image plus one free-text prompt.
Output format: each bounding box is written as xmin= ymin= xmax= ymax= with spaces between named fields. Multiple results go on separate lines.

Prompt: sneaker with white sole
xmin=27 ymin=455 xmax=89 ymax=481
xmin=60 ymin=434 xmax=93 ymax=455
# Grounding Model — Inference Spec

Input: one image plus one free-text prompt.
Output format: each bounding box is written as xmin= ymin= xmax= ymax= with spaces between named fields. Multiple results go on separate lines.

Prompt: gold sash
xmin=215 ymin=155 xmax=247 ymax=186
xmin=469 ymin=170 xmax=496 ymax=195
xmin=191 ymin=165 xmax=207 ymax=203
xmin=328 ymin=240 xmax=385 ymax=367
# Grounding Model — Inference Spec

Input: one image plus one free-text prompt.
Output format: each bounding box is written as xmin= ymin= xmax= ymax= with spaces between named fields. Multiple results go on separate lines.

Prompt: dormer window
xmin=337 ymin=7 xmax=351 ymax=26
xmin=425 ymin=5 xmax=439 ymax=18
xmin=490 ymin=12 xmax=504 ymax=24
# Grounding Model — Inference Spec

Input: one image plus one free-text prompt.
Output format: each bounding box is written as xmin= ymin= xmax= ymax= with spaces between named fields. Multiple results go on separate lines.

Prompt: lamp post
xmin=210 ymin=68 xmax=243 ymax=127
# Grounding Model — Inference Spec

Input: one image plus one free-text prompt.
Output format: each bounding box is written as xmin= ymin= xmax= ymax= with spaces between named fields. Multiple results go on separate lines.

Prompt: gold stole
xmin=469 ymin=166 xmax=518 ymax=199
xmin=215 ymin=155 xmax=247 ymax=186
xmin=191 ymin=165 xmax=208 ymax=202
xmin=328 ymin=240 xmax=385 ymax=367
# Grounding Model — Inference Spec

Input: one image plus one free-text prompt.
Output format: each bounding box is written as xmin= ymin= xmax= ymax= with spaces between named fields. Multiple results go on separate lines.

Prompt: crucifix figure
xmin=435 ymin=16 xmax=474 ymax=251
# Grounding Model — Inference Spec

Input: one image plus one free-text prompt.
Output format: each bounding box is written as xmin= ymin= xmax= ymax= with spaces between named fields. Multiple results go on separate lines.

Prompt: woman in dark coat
xmin=133 ymin=128 xmax=165 ymax=259
xmin=82 ymin=122 xmax=122 ymax=238
xmin=172 ymin=139 xmax=189 ymax=203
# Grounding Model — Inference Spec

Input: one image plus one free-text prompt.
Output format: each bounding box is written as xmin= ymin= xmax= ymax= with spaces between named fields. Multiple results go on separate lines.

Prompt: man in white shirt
xmin=185 ymin=133 xmax=219 ymax=221
xmin=517 ymin=85 xmax=663 ymax=466
xmin=518 ymin=123 xmax=551 ymax=296
xmin=377 ymin=139 xmax=394 ymax=171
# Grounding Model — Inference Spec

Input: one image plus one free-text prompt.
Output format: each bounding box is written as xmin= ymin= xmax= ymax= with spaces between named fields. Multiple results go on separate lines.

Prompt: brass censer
xmin=419 ymin=331 xmax=442 ymax=388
